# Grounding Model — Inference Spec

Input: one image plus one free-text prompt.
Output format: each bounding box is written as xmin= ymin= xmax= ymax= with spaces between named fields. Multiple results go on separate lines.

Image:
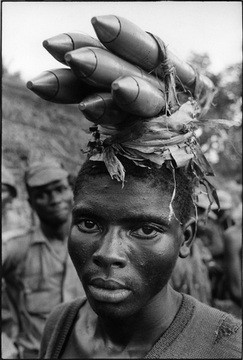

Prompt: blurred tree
xmin=188 ymin=51 xmax=212 ymax=75
xmin=3 ymin=60 xmax=23 ymax=82
xmin=188 ymin=52 xmax=242 ymax=183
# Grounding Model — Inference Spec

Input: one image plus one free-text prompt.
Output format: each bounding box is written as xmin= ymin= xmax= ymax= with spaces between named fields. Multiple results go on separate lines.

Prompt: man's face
xmin=2 ymin=184 xmax=14 ymax=209
xmin=29 ymin=178 xmax=73 ymax=225
xmin=69 ymin=174 xmax=188 ymax=319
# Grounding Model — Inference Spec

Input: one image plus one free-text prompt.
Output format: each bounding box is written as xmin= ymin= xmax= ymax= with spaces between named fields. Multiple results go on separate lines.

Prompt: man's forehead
xmin=74 ymin=175 xmax=173 ymax=220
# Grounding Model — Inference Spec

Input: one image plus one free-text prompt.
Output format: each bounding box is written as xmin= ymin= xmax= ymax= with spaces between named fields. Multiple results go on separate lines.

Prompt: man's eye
xmin=76 ymin=220 xmax=100 ymax=233
xmin=131 ymin=225 xmax=159 ymax=239
xmin=36 ymin=192 xmax=46 ymax=200
xmin=57 ymin=186 xmax=68 ymax=193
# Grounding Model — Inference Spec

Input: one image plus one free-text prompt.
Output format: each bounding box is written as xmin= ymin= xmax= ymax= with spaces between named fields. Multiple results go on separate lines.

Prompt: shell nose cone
xmin=112 ymin=76 xmax=137 ymax=91
xmin=112 ymin=76 xmax=138 ymax=104
xmin=78 ymin=96 xmax=104 ymax=122
xmin=91 ymin=15 xmax=120 ymax=43
xmin=43 ymin=34 xmax=73 ymax=63
xmin=79 ymin=94 xmax=104 ymax=114
xmin=78 ymin=102 xmax=86 ymax=111
xmin=26 ymin=71 xmax=58 ymax=100
xmin=65 ymin=48 xmax=96 ymax=78
xmin=26 ymin=81 xmax=33 ymax=90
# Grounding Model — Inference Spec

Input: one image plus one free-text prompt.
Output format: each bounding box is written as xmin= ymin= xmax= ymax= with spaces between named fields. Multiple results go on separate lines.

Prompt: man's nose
xmin=92 ymin=228 xmax=127 ymax=269
xmin=49 ymin=190 xmax=62 ymax=204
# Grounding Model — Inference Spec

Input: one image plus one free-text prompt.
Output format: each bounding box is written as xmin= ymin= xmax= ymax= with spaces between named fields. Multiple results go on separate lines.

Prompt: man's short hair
xmin=74 ymin=156 xmax=195 ymax=225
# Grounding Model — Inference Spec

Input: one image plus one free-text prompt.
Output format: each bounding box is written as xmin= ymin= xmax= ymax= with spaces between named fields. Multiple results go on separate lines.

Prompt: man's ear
xmin=179 ymin=217 xmax=196 ymax=258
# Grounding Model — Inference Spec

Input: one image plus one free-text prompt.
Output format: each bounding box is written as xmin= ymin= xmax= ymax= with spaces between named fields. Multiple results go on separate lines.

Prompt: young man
xmin=27 ymin=14 xmax=241 ymax=358
xmin=2 ymin=159 xmax=85 ymax=359
xmin=39 ymin=157 xmax=242 ymax=359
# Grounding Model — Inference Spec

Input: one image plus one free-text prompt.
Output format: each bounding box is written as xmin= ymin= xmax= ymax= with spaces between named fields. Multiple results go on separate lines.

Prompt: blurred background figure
xmin=2 ymin=165 xmax=28 ymax=359
xmin=171 ymin=186 xmax=242 ymax=319
xmin=2 ymin=165 xmax=28 ymax=241
xmin=2 ymin=159 xmax=85 ymax=359
xmin=196 ymin=188 xmax=242 ymax=318
xmin=170 ymin=199 xmax=213 ymax=306
xmin=215 ymin=198 xmax=242 ymax=317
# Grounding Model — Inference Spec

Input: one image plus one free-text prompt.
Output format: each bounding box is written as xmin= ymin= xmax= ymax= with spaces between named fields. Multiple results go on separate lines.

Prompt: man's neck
xmin=96 ymin=286 xmax=182 ymax=353
xmin=40 ymin=217 xmax=71 ymax=242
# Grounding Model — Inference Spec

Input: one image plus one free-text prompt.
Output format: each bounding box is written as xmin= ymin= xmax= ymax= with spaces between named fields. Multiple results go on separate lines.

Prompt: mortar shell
xmin=91 ymin=15 xmax=215 ymax=95
xmin=92 ymin=15 xmax=159 ymax=71
xmin=43 ymin=32 xmax=105 ymax=65
xmin=65 ymin=46 xmax=165 ymax=91
xmin=112 ymin=76 xmax=166 ymax=117
xmin=79 ymin=93 xmax=127 ymax=125
xmin=26 ymin=68 xmax=94 ymax=104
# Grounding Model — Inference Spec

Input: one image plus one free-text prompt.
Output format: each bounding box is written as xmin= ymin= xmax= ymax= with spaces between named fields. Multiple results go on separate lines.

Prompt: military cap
xmin=2 ymin=166 xmax=17 ymax=197
xmin=25 ymin=159 xmax=69 ymax=187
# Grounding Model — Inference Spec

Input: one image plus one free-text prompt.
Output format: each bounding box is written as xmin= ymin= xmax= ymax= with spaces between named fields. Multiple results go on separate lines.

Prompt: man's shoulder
xmin=2 ymin=227 xmax=36 ymax=263
xmin=40 ymin=297 xmax=86 ymax=358
xmin=188 ymin=294 xmax=241 ymax=324
xmin=213 ymin=313 xmax=242 ymax=358
xmin=3 ymin=227 xmax=34 ymax=246
xmin=186 ymin=294 xmax=242 ymax=356
xmin=45 ymin=297 xmax=87 ymax=335
xmin=155 ymin=294 xmax=242 ymax=359
xmin=2 ymin=227 xmax=32 ymax=244
xmin=3 ymin=225 xmax=46 ymax=244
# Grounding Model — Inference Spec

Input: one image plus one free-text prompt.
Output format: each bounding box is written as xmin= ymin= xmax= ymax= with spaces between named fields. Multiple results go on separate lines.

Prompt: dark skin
xmin=67 ymin=174 xmax=195 ymax=358
xmin=2 ymin=184 xmax=17 ymax=233
xmin=2 ymin=184 xmax=15 ymax=209
xmin=28 ymin=178 xmax=73 ymax=244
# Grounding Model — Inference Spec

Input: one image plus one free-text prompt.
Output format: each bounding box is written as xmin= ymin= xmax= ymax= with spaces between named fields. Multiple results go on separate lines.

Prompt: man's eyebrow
xmin=72 ymin=206 xmax=103 ymax=221
xmin=72 ymin=206 xmax=95 ymax=215
xmin=120 ymin=214 xmax=171 ymax=227
xmin=72 ymin=206 xmax=171 ymax=226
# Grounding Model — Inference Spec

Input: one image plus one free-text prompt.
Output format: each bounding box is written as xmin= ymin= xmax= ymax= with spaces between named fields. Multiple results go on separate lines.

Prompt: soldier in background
xmin=2 ymin=159 xmax=85 ymax=359
xmin=170 ymin=187 xmax=242 ymax=316
xmin=214 ymin=198 xmax=242 ymax=318
xmin=196 ymin=190 xmax=242 ymax=318
xmin=2 ymin=166 xmax=24 ymax=359
xmin=170 ymin=191 xmax=214 ymax=306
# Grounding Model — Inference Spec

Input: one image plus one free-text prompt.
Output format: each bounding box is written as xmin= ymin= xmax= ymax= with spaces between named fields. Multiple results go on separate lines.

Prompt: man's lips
xmin=88 ymin=278 xmax=132 ymax=303
xmin=90 ymin=277 xmax=129 ymax=290
xmin=49 ymin=205 xmax=68 ymax=214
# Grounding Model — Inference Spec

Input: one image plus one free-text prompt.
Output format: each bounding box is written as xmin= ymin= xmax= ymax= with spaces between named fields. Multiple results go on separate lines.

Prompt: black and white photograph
xmin=2 ymin=1 xmax=242 ymax=359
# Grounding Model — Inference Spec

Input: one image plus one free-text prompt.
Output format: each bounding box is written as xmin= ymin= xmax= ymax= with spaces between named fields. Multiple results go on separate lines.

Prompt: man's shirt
xmin=2 ymin=226 xmax=85 ymax=354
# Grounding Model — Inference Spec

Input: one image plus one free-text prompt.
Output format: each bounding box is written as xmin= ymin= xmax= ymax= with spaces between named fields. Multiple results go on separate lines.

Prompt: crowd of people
xmin=1 ymin=159 xmax=242 ymax=358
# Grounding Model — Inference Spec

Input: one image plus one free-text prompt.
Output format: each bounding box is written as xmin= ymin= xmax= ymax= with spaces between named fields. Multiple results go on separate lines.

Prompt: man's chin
xmin=91 ymin=302 xmax=137 ymax=321
xmin=87 ymin=293 xmax=142 ymax=321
